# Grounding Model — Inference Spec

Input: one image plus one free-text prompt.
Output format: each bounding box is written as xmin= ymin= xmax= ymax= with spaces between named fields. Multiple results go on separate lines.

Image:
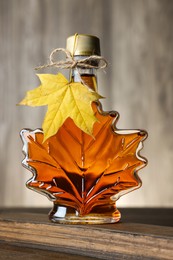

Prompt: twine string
xmin=35 ymin=48 xmax=108 ymax=71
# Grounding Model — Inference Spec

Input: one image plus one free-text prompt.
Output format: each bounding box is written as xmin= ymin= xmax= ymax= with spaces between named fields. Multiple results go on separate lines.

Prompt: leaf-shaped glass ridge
xmin=21 ymin=102 xmax=147 ymax=216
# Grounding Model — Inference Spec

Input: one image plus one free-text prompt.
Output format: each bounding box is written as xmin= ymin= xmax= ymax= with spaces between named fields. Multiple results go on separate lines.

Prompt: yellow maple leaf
xmin=19 ymin=73 xmax=69 ymax=106
xmin=19 ymin=73 xmax=102 ymax=141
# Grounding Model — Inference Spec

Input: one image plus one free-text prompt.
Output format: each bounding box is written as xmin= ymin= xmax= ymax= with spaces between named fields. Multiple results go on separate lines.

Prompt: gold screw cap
xmin=66 ymin=34 xmax=101 ymax=56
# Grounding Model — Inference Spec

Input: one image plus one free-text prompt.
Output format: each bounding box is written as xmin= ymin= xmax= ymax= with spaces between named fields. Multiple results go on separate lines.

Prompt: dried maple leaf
xmin=21 ymin=102 xmax=147 ymax=216
xmin=19 ymin=73 xmax=102 ymax=141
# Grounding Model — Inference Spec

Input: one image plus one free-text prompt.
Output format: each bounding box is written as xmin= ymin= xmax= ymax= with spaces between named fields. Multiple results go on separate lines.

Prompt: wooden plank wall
xmin=0 ymin=0 xmax=173 ymax=207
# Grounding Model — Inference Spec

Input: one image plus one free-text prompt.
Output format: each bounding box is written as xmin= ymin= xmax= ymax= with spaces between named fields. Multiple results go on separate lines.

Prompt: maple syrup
xmin=20 ymin=34 xmax=147 ymax=224
xmin=22 ymin=72 xmax=146 ymax=223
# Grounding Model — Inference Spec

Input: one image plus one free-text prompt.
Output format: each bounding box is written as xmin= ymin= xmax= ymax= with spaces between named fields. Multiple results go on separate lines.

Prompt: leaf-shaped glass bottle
xmin=21 ymin=34 xmax=147 ymax=224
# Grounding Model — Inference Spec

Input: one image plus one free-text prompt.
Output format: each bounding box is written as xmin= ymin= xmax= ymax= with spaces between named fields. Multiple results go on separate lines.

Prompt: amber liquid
xmin=24 ymin=74 xmax=147 ymax=223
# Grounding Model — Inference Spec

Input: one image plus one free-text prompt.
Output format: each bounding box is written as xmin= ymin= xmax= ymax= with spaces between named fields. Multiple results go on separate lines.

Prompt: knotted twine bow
xmin=35 ymin=48 xmax=108 ymax=70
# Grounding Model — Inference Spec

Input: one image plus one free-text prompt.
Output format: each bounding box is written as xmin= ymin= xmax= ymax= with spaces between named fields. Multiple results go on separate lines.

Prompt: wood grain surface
xmin=0 ymin=208 xmax=173 ymax=260
xmin=0 ymin=0 xmax=173 ymax=209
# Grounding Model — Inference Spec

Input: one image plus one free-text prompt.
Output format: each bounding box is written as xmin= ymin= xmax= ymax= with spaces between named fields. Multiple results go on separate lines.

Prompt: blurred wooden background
xmin=0 ymin=0 xmax=173 ymax=208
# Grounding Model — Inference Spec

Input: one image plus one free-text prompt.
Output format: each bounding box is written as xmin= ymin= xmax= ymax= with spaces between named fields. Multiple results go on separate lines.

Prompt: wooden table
xmin=0 ymin=208 xmax=172 ymax=259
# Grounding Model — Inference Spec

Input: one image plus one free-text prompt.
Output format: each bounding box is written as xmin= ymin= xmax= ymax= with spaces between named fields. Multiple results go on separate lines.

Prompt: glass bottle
xmin=20 ymin=34 xmax=147 ymax=224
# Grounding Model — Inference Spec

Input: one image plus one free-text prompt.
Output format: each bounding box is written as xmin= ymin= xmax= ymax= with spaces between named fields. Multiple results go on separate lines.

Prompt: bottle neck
xmin=71 ymin=56 xmax=98 ymax=91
